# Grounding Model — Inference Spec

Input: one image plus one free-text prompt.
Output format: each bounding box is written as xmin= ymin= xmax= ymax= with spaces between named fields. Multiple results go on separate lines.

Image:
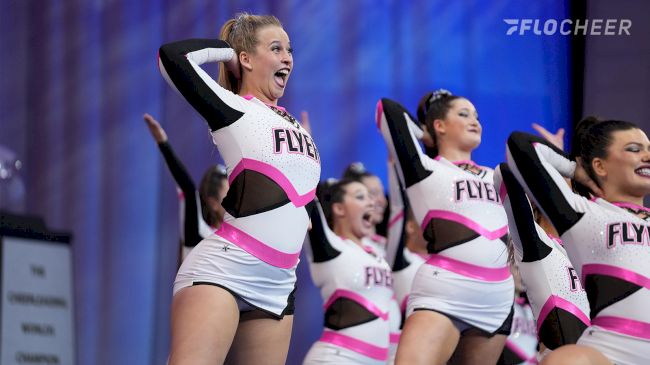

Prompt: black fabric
xmin=392 ymin=166 xmax=412 ymax=271
xmin=499 ymin=163 xmax=553 ymax=262
xmin=497 ymin=346 xmax=525 ymax=365
xmin=304 ymin=199 xmax=316 ymax=222
xmin=538 ymin=308 xmax=588 ymax=350
xmin=413 ymin=305 xmax=514 ymax=337
xmin=324 ymin=297 xmax=379 ymax=330
xmin=281 ymin=284 xmax=297 ymax=316
xmin=221 ymin=170 xmax=291 ymax=218
xmin=380 ymin=98 xmax=432 ymax=188
xmin=493 ymin=305 xmax=515 ymax=336
xmin=584 ymin=274 xmax=642 ymax=318
xmin=158 ymin=141 xmax=202 ymax=247
xmin=307 ymin=201 xmax=341 ymax=263
xmin=158 ymin=39 xmax=244 ymax=131
xmin=424 ymin=218 xmax=481 ymax=253
xmin=375 ymin=193 xmax=390 ymax=238
xmin=192 ymin=281 xmax=294 ymax=320
xmin=507 ymin=132 xmax=584 ymax=236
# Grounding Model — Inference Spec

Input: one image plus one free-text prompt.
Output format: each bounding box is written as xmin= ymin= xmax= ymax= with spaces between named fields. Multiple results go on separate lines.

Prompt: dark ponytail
xmin=417 ymin=89 xmax=463 ymax=158
xmin=571 ymin=116 xmax=638 ymax=196
xmin=199 ymin=164 xmax=228 ymax=226
xmin=317 ymin=178 xmax=357 ymax=229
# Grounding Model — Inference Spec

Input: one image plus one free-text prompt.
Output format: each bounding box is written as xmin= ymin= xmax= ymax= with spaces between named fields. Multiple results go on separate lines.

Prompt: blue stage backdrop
xmin=0 ymin=1 xmax=571 ymax=364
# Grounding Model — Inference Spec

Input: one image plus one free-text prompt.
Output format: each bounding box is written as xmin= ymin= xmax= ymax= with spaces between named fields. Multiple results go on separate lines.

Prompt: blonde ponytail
xmin=217 ymin=13 xmax=283 ymax=94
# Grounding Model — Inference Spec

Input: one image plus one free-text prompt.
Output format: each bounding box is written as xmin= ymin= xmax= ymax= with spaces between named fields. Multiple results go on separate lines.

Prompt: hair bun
xmin=429 ymin=89 xmax=453 ymax=104
xmin=215 ymin=164 xmax=227 ymax=176
xmin=349 ymin=162 xmax=366 ymax=174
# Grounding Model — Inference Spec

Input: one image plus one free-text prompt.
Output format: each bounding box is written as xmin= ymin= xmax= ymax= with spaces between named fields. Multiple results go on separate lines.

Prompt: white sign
xmin=1 ymin=236 xmax=74 ymax=365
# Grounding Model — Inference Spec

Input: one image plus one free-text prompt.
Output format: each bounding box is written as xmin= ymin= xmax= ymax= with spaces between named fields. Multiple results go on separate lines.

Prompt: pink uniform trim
xmin=375 ymin=100 xmax=384 ymax=129
xmin=323 ymin=289 xmax=389 ymax=321
xmin=389 ymin=333 xmax=400 ymax=344
xmin=228 ymin=158 xmax=316 ymax=207
xmin=505 ymin=339 xmax=538 ymax=364
xmin=592 ymin=316 xmax=650 ymax=340
xmin=370 ymin=234 xmax=386 ymax=245
xmin=433 ymin=156 xmax=484 ymax=169
xmin=215 ymin=222 xmax=300 ymax=268
xmin=425 ymin=254 xmax=511 ymax=282
xmin=453 ymin=159 xmax=479 ymax=168
xmin=536 ymin=295 xmax=591 ymax=332
xmin=582 ymin=264 xmax=650 ymax=290
xmin=400 ymin=295 xmax=409 ymax=314
xmin=420 ymin=210 xmax=508 ymax=240
xmin=241 ymin=94 xmax=286 ymax=112
xmin=387 ymin=210 xmax=405 ymax=229
xmin=611 ymin=201 xmax=650 ymax=213
xmin=498 ymin=181 xmax=508 ymax=202
xmin=320 ymin=331 xmax=389 ymax=361
xmin=546 ymin=234 xmax=563 ymax=246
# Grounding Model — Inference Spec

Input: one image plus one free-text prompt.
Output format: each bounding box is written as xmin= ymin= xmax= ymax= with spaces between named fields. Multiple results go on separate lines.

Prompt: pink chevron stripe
xmin=320 ymin=331 xmax=389 ymax=361
xmin=426 ymin=254 xmax=511 ymax=282
xmin=420 ymin=210 xmax=508 ymax=240
xmin=592 ymin=316 xmax=650 ymax=340
xmin=536 ymin=295 xmax=590 ymax=332
xmin=390 ymin=332 xmax=400 ymax=344
xmin=388 ymin=210 xmax=405 ymax=229
xmin=215 ymin=222 xmax=300 ymax=268
xmin=228 ymin=158 xmax=315 ymax=208
xmin=323 ymin=289 xmax=389 ymax=321
xmin=582 ymin=264 xmax=650 ymax=290
xmin=505 ymin=339 xmax=538 ymax=364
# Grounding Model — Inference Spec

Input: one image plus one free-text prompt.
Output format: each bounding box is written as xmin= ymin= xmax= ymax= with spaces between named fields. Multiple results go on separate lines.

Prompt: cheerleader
xmin=158 ymin=13 xmax=320 ymax=364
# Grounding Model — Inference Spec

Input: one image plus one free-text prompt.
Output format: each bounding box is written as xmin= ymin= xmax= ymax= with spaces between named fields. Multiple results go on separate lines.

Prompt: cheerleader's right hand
xmin=143 ymin=113 xmax=168 ymax=143
xmin=225 ymin=49 xmax=241 ymax=79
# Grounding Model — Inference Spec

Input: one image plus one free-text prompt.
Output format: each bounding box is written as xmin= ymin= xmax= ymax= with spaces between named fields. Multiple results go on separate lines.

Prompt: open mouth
xmin=274 ymin=68 xmax=290 ymax=88
xmin=362 ymin=212 xmax=374 ymax=228
xmin=635 ymin=166 xmax=650 ymax=178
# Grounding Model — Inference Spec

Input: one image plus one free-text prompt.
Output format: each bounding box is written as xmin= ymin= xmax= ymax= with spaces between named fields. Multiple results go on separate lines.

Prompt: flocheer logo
xmin=504 ymin=19 xmax=631 ymax=36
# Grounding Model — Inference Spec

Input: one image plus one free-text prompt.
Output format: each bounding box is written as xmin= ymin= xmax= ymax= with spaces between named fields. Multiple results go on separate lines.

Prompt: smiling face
xmin=434 ymin=98 xmax=482 ymax=152
xmin=332 ymin=182 xmax=376 ymax=240
xmin=239 ymin=25 xmax=292 ymax=104
xmin=594 ymin=128 xmax=650 ymax=198
xmin=361 ymin=175 xmax=387 ymax=225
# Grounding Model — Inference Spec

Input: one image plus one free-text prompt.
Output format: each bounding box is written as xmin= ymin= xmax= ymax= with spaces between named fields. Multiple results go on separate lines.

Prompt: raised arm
xmin=158 ymin=39 xmax=247 ymax=131
xmin=157 ymin=143 xmax=203 ymax=248
xmin=506 ymin=132 xmax=585 ymax=236
xmin=494 ymin=163 xmax=552 ymax=262
xmin=385 ymin=162 xmax=411 ymax=271
xmin=144 ymin=113 xmax=203 ymax=247
xmin=307 ymin=200 xmax=342 ymax=263
xmin=375 ymin=98 xmax=433 ymax=189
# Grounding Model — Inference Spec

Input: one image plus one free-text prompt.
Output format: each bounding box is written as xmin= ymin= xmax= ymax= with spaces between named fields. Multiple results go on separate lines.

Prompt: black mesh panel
xmin=324 ymin=297 xmax=379 ymax=330
xmin=221 ymin=170 xmax=291 ymax=217
xmin=584 ymin=274 xmax=642 ymax=318
xmin=538 ymin=308 xmax=588 ymax=349
xmin=424 ymin=218 xmax=481 ymax=253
